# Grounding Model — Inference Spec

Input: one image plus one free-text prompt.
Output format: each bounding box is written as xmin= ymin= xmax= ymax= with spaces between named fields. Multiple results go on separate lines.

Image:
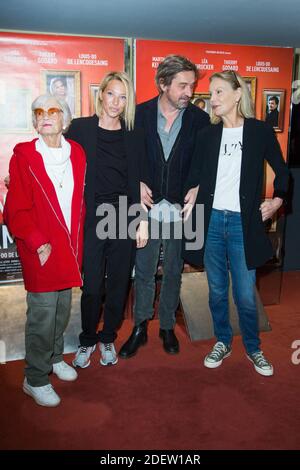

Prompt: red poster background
xmin=0 ymin=32 xmax=125 ymax=282
xmin=0 ymin=32 xmax=125 ymax=222
xmin=0 ymin=34 xmax=294 ymax=282
xmin=135 ymin=39 xmax=294 ymax=197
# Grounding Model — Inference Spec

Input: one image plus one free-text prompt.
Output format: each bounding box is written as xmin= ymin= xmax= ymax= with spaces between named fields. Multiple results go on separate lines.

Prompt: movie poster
xmin=0 ymin=32 xmax=125 ymax=283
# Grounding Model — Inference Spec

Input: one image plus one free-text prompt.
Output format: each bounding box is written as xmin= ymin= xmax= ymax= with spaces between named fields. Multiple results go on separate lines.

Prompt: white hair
xmin=31 ymin=94 xmax=72 ymax=133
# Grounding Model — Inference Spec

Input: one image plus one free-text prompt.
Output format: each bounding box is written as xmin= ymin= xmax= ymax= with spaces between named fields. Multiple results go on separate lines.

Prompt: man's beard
xmin=176 ymin=97 xmax=190 ymax=109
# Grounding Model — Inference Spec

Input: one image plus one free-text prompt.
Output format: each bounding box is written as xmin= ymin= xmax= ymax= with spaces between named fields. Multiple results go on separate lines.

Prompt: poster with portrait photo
xmin=242 ymin=76 xmax=257 ymax=106
xmin=41 ymin=70 xmax=81 ymax=118
xmin=191 ymin=93 xmax=211 ymax=116
xmin=89 ymin=84 xmax=99 ymax=115
xmin=0 ymin=223 xmax=23 ymax=283
xmin=262 ymin=89 xmax=285 ymax=132
xmin=0 ymin=88 xmax=32 ymax=133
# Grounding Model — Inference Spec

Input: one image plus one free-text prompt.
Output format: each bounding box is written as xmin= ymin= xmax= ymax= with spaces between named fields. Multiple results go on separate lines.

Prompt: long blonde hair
xmin=209 ymin=71 xmax=254 ymax=124
xmin=95 ymin=71 xmax=135 ymax=130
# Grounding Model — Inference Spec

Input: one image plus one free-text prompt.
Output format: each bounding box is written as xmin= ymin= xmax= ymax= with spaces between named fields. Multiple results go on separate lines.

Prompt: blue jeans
xmin=134 ymin=219 xmax=183 ymax=330
xmin=204 ymin=209 xmax=260 ymax=354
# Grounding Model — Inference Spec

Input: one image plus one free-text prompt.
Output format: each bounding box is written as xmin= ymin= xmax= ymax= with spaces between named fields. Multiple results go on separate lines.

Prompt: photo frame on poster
xmin=262 ymin=89 xmax=285 ymax=132
xmin=0 ymin=88 xmax=32 ymax=133
xmin=41 ymin=70 xmax=81 ymax=118
xmin=191 ymin=93 xmax=211 ymax=116
xmin=242 ymin=76 xmax=257 ymax=105
xmin=89 ymin=84 xmax=99 ymax=116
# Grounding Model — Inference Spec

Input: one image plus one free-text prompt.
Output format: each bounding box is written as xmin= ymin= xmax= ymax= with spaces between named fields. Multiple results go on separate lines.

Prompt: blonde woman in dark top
xmin=66 ymin=71 xmax=148 ymax=369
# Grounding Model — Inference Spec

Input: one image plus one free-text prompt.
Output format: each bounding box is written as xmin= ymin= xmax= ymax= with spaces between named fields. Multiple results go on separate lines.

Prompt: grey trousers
xmin=134 ymin=220 xmax=183 ymax=330
xmin=25 ymin=289 xmax=72 ymax=387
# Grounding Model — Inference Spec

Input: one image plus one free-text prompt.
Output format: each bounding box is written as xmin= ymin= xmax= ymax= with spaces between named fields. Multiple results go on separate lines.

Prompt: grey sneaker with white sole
xmin=72 ymin=345 xmax=96 ymax=368
xmin=204 ymin=341 xmax=232 ymax=368
xmin=99 ymin=342 xmax=118 ymax=366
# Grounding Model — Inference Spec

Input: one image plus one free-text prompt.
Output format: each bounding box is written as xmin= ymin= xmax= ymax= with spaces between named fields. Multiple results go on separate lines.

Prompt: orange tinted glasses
xmin=34 ymin=107 xmax=62 ymax=119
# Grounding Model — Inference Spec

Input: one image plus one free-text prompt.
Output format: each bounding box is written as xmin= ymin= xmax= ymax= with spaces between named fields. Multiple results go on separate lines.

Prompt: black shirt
xmin=95 ymin=126 xmax=128 ymax=204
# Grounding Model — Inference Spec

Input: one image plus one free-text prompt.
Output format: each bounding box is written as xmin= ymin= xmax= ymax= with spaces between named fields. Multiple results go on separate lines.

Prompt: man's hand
xmin=260 ymin=197 xmax=283 ymax=221
xmin=37 ymin=243 xmax=52 ymax=266
xmin=136 ymin=221 xmax=148 ymax=249
xmin=140 ymin=182 xmax=153 ymax=211
xmin=181 ymin=186 xmax=199 ymax=221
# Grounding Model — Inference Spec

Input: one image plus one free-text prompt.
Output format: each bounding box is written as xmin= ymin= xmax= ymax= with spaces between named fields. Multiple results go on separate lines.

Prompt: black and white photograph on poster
xmin=0 ymin=223 xmax=23 ymax=283
xmin=41 ymin=70 xmax=81 ymax=118
xmin=191 ymin=93 xmax=211 ymax=115
xmin=0 ymin=88 xmax=32 ymax=133
xmin=242 ymin=76 xmax=257 ymax=105
xmin=262 ymin=89 xmax=286 ymax=132
xmin=89 ymin=83 xmax=99 ymax=115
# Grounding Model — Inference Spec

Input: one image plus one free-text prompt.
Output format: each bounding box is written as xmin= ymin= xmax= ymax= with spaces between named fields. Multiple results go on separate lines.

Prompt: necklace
xmin=51 ymin=165 xmax=68 ymax=188
xmin=47 ymin=147 xmax=69 ymax=189
xmin=37 ymin=135 xmax=71 ymax=190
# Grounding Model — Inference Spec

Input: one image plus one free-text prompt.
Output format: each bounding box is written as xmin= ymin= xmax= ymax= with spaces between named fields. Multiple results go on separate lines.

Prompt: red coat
xmin=3 ymin=139 xmax=86 ymax=292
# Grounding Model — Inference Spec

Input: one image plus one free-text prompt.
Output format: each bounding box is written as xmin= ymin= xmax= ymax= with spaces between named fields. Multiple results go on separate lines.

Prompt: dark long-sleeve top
xmin=95 ymin=126 xmax=128 ymax=204
xmin=65 ymin=114 xmax=147 ymax=223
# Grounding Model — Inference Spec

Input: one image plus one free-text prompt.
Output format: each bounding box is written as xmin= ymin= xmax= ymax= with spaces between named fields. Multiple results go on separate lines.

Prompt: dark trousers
xmin=79 ymin=215 xmax=135 ymax=346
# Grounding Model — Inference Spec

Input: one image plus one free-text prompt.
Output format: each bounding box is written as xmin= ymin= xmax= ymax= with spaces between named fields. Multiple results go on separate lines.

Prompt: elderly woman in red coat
xmin=4 ymin=94 xmax=86 ymax=407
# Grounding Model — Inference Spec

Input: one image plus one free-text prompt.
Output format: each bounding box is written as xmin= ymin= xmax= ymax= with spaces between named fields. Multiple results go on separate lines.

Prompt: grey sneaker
xmin=99 ymin=342 xmax=118 ymax=366
xmin=23 ymin=378 xmax=61 ymax=407
xmin=247 ymin=351 xmax=274 ymax=376
xmin=204 ymin=341 xmax=232 ymax=368
xmin=72 ymin=345 xmax=96 ymax=369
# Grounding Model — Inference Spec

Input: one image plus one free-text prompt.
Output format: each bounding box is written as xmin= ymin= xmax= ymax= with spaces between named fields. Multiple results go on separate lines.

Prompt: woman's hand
xmin=37 ymin=243 xmax=52 ymax=266
xmin=260 ymin=197 xmax=283 ymax=221
xmin=136 ymin=220 xmax=148 ymax=249
xmin=181 ymin=186 xmax=199 ymax=221
xmin=4 ymin=175 xmax=10 ymax=189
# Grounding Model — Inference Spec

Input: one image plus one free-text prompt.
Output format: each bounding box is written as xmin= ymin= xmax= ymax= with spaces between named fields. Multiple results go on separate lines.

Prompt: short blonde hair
xmin=31 ymin=94 xmax=72 ymax=133
xmin=95 ymin=71 xmax=135 ymax=131
xmin=209 ymin=71 xmax=255 ymax=124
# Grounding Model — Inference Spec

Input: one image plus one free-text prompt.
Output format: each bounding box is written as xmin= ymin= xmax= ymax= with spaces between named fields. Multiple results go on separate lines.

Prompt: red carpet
xmin=0 ymin=272 xmax=300 ymax=450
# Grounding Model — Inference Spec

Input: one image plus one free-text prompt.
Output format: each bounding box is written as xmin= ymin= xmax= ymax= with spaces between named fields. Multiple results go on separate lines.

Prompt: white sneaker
xmin=53 ymin=361 xmax=78 ymax=381
xmin=247 ymin=351 xmax=274 ymax=377
xmin=23 ymin=378 xmax=61 ymax=407
xmin=99 ymin=342 xmax=118 ymax=366
xmin=72 ymin=345 xmax=96 ymax=368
